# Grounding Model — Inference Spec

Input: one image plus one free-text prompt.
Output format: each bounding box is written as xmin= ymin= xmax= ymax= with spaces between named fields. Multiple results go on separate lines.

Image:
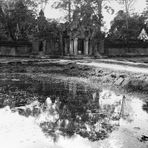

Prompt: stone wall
xmin=32 ymin=39 xmax=61 ymax=56
xmin=0 ymin=41 xmax=32 ymax=56
xmin=105 ymin=47 xmax=148 ymax=56
xmin=104 ymin=39 xmax=148 ymax=56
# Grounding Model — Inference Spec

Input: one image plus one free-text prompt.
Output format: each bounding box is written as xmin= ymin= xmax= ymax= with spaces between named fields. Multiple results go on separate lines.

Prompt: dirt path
xmin=77 ymin=61 xmax=148 ymax=74
xmin=1 ymin=57 xmax=148 ymax=74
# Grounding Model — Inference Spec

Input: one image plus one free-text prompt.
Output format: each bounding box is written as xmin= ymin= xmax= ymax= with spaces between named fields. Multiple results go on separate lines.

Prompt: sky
xmin=44 ymin=0 xmax=147 ymax=30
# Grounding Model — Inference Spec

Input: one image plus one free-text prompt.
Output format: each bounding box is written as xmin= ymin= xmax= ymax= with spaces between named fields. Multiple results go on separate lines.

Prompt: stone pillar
xmin=84 ymin=39 xmax=89 ymax=55
xmin=43 ymin=40 xmax=46 ymax=53
xmin=74 ymin=38 xmax=78 ymax=55
xmin=64 ymin=39 xmax=68 ymax=55
xmin=46 ymin=41 xmax=51 ymax=54
xmin=89 ymin=40 xmax=93 ymax=56
xmin=69 ymin=39 xmax=74 ymax=55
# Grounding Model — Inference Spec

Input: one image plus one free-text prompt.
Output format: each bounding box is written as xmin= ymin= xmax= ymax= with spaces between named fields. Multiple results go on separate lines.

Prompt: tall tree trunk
xmin=68 ymin=0 xmax=71 ymax=23
xmin=59 ymin=31 xmax=64 ymax=56
xmin=97 ymin=0 xmax=103 ymax=33
xmin=124 ymin=0 xmax=129 ymax=52
xmin=93 ymin=0 xmax=103 ymax=58
xmin=125 ymin=0 xmax=129 ymax=30
xmin=68 ymin=0 xmax=72 ymax=55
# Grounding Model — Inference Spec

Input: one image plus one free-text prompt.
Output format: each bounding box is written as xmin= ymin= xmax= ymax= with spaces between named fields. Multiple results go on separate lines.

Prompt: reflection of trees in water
xmin=40 ymin=96 xmax=114 ymax=142
xmin=38 ymin=83 xmax=117 ymax=142
xmin=2 ymin=78 xmax=148 ymax=143
xmin=0 ymin=79 xmax=121 ymax=142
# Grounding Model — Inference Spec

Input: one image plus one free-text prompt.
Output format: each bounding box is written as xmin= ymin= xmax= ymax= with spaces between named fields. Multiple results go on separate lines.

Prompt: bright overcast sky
xmin=44 ymin=0 xmax=146 ymax=30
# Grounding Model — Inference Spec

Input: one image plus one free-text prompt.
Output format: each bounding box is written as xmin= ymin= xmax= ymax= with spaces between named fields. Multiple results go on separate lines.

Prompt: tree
xmin=12 ymin=0 xmax=37 ymax=40
xmin=0 ymin=0 xmax=36 ymax=40
xmin=115 ymin=0 xmax=136 ymax=31
xmin=0 ymin=7 xmax=7 ymax=40
xmin=53 ymin=0 xmax=113 ymax=57
xmin=116 ymin=0 xmax=136 ymax=15
xmin=108 ymin=10 xmax=145 ymax=40
xmin=52 ymin=0 xmax=74 ymax=22
xmin=53 ymin=0 xmax=105 ymax=31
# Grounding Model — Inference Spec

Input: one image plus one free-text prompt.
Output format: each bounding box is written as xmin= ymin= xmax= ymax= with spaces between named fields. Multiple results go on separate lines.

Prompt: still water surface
xmin=0 ymin=78 xmax=148 ymax=148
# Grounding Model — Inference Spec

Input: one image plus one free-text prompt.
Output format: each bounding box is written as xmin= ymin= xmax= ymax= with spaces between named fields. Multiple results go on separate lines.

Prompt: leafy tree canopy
xmin=115 ymin=0 xmax=136 ymax=15
xmin=107 ymin=10 xmax=145 ymax=40
xmin=0 ymin=0 xmax=37 ymax=40
xmin=0 ymin=0 xmax=52 ymax=41
xmin=53 ymin=0 xmax=114 ymax=40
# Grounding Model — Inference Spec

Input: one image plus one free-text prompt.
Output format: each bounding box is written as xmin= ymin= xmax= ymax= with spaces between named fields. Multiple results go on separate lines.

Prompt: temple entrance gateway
xmin=63 ymin=36 xmax=95 ymax=56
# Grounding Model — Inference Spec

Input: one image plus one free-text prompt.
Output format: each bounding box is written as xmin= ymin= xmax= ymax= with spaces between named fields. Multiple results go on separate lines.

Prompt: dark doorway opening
xmin=78 ymin=39 xmax=84 ymax=54
xmin=39 ymin=41 xmax=43 ymax=52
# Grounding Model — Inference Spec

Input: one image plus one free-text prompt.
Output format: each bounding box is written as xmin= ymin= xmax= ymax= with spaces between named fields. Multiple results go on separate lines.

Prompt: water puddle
xmin=0 ymin=78 xmax=148 ymax=148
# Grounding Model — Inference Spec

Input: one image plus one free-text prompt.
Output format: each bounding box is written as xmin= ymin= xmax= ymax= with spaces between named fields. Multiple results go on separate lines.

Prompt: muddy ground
xmin=0 ymin=59 xmax=148 ymax=96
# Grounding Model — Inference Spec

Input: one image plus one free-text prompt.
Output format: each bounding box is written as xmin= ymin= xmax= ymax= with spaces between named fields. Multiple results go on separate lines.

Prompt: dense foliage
xmin=0 ymin=0 xmax=60 ymax=41
xmin=53 ymin=0 xmax=114 ymax=38
xmin=0 ymin=0 xmax=148 ymax=42
xmin=0 ymin=0 xmax=36 ymax=40
xmin=107 ymin=10 xmax=146 ymax=40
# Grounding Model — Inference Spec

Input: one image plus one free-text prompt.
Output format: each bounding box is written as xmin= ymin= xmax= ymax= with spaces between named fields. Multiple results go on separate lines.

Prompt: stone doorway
xmin=39 ymin=41 xmax=43 ymax=52
xmin=78 ymin=39 xmax=84 ymax=55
